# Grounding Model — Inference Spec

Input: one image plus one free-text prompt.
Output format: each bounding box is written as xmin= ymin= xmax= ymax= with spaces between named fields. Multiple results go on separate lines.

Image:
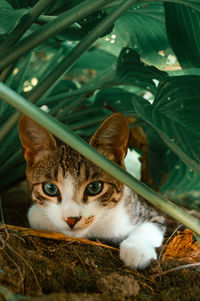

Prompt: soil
xmin=0 ymin=181 xmax=200 ymax=301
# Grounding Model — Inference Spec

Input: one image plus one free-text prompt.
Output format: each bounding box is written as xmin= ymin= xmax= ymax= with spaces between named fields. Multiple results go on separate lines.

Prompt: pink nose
xmin=65 ymin=216 xmax=81 ymax=229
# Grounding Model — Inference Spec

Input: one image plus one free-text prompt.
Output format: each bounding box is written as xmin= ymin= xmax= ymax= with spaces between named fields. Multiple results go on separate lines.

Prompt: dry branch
xmin=0 ymin=224 xmax=119 ymax=252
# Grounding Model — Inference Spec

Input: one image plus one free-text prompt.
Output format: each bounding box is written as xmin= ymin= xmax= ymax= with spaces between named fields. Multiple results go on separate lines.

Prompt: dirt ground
xmin=0 ymin=181 xmax=200 ymax=301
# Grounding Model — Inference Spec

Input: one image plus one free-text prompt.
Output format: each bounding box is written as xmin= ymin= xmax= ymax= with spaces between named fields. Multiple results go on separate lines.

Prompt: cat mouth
xmin=66 ymin=216 xmax=82 ymax=229
xmin=66 ymin=215 xmax=95 ymax=231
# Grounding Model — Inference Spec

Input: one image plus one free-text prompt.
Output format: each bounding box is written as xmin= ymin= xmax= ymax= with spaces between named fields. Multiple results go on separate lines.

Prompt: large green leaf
xmin=114 ymin=47 xmax=166 ymax=91
xmin=69 ymin=46 xmax=116 ymax=75
xmin=165 ymin=3 xmax=200 ymax=68
xmin=55 ymin=47 xmax=166 ymax=110
xmin=100 ymin=3 xmax=173 ymax=68
xmin=133 ymin=76 xmax=200 ymax=174
xmin=160 ymin=158 xmax=200 ymax=210
xmin=144 ymin=125 xmax=200 ymax=209
xmin=144 ymin=126 xmax=178 ymax=189
xmin=161 ymin=158 xmax=200 ymax=196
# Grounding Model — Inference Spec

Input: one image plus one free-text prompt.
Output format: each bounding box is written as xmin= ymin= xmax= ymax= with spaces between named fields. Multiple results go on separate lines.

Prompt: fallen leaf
xmin=163 ymin=229 xmax=200 ymax=262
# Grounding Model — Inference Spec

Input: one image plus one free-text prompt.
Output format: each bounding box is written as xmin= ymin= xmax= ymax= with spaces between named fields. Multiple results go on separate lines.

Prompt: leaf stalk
xmin=0 ymin=83 xmax=200 ymax=236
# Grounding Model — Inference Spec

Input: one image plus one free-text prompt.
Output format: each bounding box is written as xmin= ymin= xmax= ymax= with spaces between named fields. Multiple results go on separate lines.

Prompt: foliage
xmin=0 ymin=0 xmax=200 ymax=210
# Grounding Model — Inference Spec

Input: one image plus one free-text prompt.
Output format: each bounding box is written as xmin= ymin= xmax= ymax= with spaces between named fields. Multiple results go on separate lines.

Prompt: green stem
xmin=0 ymin=65 xmax=15 ymax=83
xmin=0 ymin=2 xmax=116 ymax=142
xmin=36 ymin=15 xmax=57 ymax=23
xmin=0 ymin=0 xmax=137 ymax=142
xmin=0 ymin=0 xmax=114 ymax=71
xmin=70 ymin=114 xmax=109 ymax=131
xmin=26 ymin=0 xmax=139 ymax=101
xmin=0 ymin=0 xmax=55 ymax=56
xmin=0 ymin=111 xmax=20 ymax=142
xmin=0 ymin=83 xmax=200 ymax=235
xmin=37 ymin=69 xmax=115 ymax=106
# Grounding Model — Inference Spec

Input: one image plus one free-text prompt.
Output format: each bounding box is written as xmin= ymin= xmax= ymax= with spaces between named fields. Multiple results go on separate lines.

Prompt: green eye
xmin=85 ymin=181 xmax=103 ymax=196
xmin=42 ymin=182 xmax=59 ymax=197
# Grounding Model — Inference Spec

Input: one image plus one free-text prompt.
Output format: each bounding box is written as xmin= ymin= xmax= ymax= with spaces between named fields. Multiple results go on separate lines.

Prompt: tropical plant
xmin=0 ymin=0 xmax=200 ymax=235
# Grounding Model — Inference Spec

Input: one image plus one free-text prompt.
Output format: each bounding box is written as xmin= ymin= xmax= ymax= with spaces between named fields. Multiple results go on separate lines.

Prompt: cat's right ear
xmin=90 ymin=113 xmax=129 ymax=165
xmin=18 ymin=114 xmax=56 ymax=163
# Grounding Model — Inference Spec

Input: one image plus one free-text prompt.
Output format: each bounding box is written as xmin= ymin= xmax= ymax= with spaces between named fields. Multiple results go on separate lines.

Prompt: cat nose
xmin=65 ymin=216 xmax=81 ymax=229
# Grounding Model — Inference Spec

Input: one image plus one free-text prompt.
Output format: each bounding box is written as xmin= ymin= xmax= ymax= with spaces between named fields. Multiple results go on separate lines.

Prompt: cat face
xmin=18 ymin=113 xmax=129 ymax=236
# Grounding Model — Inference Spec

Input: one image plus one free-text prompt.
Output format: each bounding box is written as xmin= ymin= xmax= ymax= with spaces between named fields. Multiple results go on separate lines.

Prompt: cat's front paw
xmin=120 ymin=239 xmax=157 ymax=270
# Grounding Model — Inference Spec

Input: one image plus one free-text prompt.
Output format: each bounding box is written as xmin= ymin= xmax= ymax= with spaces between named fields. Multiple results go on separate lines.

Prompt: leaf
xmin=0 ymin=39 xmax=77 ymax=178
xmin=133 ymin=75 xmax=200 ymax=175
xmin=94 ymin=87 xmax=138 ymax=115
xmin=56 ymin=10 xmax=114 ymax=41
xmin=140 ymin=125 xmax=200 ymax=207
xmin=143 ymin=126 xmax=178 ymax=189
xmin=163 ymin=229 xmax=200 ymax=262
xmin=165 ymin=3 xmax=200 ymax=68
xmin=78 ymin=10 xmax=114 ymax=38
xmin=0 ymin=2 xmax=28 ymax=34
xmin=160 ymin=159 xmax=200 ymax=197
xmin=69 ymin=46 xmax=116 ymax=75
xmin=66 ymin=47 xmax=166 ymax=108
xmin=100 ymin=3 xmax=173 ymax=68
xmin=114 ymin=48 xmax=167 ymax=91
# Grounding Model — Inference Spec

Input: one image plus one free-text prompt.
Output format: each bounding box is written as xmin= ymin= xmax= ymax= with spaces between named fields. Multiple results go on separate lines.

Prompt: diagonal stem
xmin=0 ymin=0 xmax=137 ymax=142
xmin=0 ymin=82 xmax=200 ymax=236
xmin=0 ymin=0 xmax=55 ymax=56
xmin=0 ymin=0 xmax=114 ymax=72
xmin=27 ymin=0 xmax=139 ymax=103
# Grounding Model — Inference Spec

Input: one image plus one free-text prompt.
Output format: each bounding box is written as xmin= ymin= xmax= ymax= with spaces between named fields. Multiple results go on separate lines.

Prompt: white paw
xmin=120 ymin=239 xmax=157 ymax=270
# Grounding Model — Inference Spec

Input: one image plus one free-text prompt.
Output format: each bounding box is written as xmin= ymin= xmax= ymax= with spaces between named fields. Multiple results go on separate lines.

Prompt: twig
xmin=124 ymin=268 xmax=155 ymax=283
xmin=1 ymin=248 xmax=25 ymax=293
xmin=1 ymin=224 xmax=119 ymax=252
xmin=158 ymin=224 xmax=183 ymax=261
xmin=3 ymin=238 xmax=42 ymax=293
xmin=74 ymin=249 xmax=88 ymax=272
xmin=152 ymin=263 xmax=200 ymax=278
xmin=0 ymin=194 xmax=9 ymax=241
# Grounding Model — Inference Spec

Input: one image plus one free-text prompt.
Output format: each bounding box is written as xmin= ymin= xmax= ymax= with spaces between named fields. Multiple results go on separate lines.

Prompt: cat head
xmin=18 ymin=113 xmax=129 ymax=236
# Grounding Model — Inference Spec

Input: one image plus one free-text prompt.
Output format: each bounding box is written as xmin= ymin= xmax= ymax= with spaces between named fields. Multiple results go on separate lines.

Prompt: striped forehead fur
xmin=28 ymin=142 xmax=124 ymax=208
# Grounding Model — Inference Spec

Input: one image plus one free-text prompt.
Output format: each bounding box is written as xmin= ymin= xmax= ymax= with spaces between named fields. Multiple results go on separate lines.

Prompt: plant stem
xmin=25 ymin=0 xmax=140 ymax=101
xmin=0 ymin=65 xmax=14 ymax=83
xmin=0 ymin=0 xmax=114 ymax=72
xmin=0 ymin=83 xmax=200 ymax=236
xmin=0 ymin=0 xmax=55 ymax=56
xmin=0 ymin=111 xmax=20 ymax=142
xmin=0 ymin=0 xmax=137 ymax=142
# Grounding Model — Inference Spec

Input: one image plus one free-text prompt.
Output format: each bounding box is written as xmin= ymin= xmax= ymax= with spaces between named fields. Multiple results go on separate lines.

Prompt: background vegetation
xmin=0 ymin=0 xmax=200 ymax=214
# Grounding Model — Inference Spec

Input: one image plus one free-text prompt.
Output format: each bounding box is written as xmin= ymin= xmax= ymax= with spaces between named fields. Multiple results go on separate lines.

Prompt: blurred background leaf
xmin=165 ymin=3 xmax=200 ymax=68
xmin=99 ymin=3 xmax=175 ymax=68
xmin=0 ymin=1 xmax=28 ymax=34
xmin=133 ymin=76 xmax=200 ymax=175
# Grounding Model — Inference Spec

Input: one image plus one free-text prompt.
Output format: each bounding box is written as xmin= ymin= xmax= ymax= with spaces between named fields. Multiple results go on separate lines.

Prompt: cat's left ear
xmin=18 ymin=114 xmax=57 ymax=164
xmin=90 ymin=113 xmax=129 ymax=165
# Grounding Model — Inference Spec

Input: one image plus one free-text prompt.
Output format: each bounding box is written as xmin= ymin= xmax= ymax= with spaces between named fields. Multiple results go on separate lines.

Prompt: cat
xmin=18 ymin=113 xmax=166 ymax=270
